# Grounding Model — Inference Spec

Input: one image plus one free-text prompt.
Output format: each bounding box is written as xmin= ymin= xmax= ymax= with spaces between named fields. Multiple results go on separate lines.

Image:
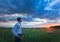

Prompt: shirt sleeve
xmin=11 ymin=23 xmax=17 ymax=36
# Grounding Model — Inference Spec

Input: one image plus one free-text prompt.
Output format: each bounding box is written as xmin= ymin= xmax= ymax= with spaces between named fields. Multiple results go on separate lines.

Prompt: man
xmin=11 ymin=17 xmax=23 ymax=42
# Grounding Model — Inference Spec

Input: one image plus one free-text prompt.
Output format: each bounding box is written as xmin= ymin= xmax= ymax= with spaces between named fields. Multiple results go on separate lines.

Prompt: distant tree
xmin=50 ymin=25 xmax=60 ymax=29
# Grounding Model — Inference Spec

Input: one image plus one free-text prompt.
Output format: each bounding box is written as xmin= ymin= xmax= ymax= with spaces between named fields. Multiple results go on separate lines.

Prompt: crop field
xmin=0 ymin=28 xmax=60 ymax=42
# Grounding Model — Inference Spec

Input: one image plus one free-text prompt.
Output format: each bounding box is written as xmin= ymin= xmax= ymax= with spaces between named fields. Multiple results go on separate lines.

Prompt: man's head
xmin=17 ymin=17 xmax=22 ymax=22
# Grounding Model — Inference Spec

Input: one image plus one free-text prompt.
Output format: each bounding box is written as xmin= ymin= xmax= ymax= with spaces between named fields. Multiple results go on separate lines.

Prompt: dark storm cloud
xmin=0 ymin=0 xmax=25 ymax=14
xmin=0 ymin=14 xmax=33 ymax=22
xmin=0 ymin=0 xmax=47 ymax=22
xmin=0 ymin=0 xmax=60 ymax=22
xmin=0 ymin=0 xmax=49 ymax=14
xmin=32 ymin=10 xmax=59 ymax=20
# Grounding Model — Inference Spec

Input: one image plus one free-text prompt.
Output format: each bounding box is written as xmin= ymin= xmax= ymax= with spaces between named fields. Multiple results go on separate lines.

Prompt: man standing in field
xmin=11 ymin=17 xmax=23 ymax=42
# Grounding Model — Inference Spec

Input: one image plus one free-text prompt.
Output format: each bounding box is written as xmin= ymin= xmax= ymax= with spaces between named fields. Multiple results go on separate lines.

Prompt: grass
xmin=0 ymin=28 xmax=60 ymax=42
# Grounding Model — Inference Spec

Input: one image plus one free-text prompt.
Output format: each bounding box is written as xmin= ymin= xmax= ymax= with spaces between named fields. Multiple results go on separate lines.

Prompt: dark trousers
xmin=15 ymin=36 xmax=21 ymax=42
xmin=15 ymin=34 xmax=22 ymax=42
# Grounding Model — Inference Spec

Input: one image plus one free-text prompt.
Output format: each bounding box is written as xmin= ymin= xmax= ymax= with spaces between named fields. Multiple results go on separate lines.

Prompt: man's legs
xmin=15 ymin=36 xmax=21 ymax=42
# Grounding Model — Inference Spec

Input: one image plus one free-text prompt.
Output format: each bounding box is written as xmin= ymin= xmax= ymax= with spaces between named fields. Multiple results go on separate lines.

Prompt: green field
xmin=0 ymin=28 xmax=60 ymax=42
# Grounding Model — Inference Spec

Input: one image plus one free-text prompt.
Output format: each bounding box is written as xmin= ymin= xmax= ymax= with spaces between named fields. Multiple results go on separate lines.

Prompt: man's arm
xmin=11 ymin=23 xmax=17 ymax=36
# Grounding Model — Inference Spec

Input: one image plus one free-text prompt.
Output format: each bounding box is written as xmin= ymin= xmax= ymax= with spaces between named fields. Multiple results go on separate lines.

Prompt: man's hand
xmin=17 ymin=34 xmax=23 ymax=39
xmin=17 ymin=35 xmax=20 ymax=38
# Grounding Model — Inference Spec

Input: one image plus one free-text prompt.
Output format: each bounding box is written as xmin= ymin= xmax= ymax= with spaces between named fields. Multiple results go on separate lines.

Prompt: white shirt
xmin=11 ymin=22 xmax=22 ymax=36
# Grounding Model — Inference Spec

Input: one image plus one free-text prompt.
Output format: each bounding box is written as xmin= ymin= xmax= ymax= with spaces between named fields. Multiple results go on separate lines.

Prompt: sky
xmin=0 ymin=0 xmax=60 ymax=28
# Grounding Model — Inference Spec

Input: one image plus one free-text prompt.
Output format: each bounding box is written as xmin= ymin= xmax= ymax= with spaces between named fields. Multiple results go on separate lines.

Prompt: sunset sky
xmin=0 ymin=0 xmax=60 ymax=28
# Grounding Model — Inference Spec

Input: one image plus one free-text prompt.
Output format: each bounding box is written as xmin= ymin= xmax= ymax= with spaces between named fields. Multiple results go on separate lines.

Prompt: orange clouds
xmin=34 ymin=23 xmax=60 ymax=28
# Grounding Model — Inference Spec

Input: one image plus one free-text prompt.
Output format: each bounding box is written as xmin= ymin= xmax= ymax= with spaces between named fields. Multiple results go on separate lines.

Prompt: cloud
xmin=45 ymin=0 xmax=60 ymax=10
xmin=32 ymin=18 xmax=48 ymax=22
xmin=0 ymin=18 xmax=60 ymax=28
xmin=0 ymin=13 xmax=32 ymax=22
xmin=0 ymin=0 xmax=60 ymax=28
xmin=0 ymin=0 xmax=25 ymax=14
xmin=0 ymin=21 xmax=16 ymax=27
xmin=0 ymin=0 xmax=60 ymax=20
xmin=0 ymin=13 xmax=32 ymax=18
